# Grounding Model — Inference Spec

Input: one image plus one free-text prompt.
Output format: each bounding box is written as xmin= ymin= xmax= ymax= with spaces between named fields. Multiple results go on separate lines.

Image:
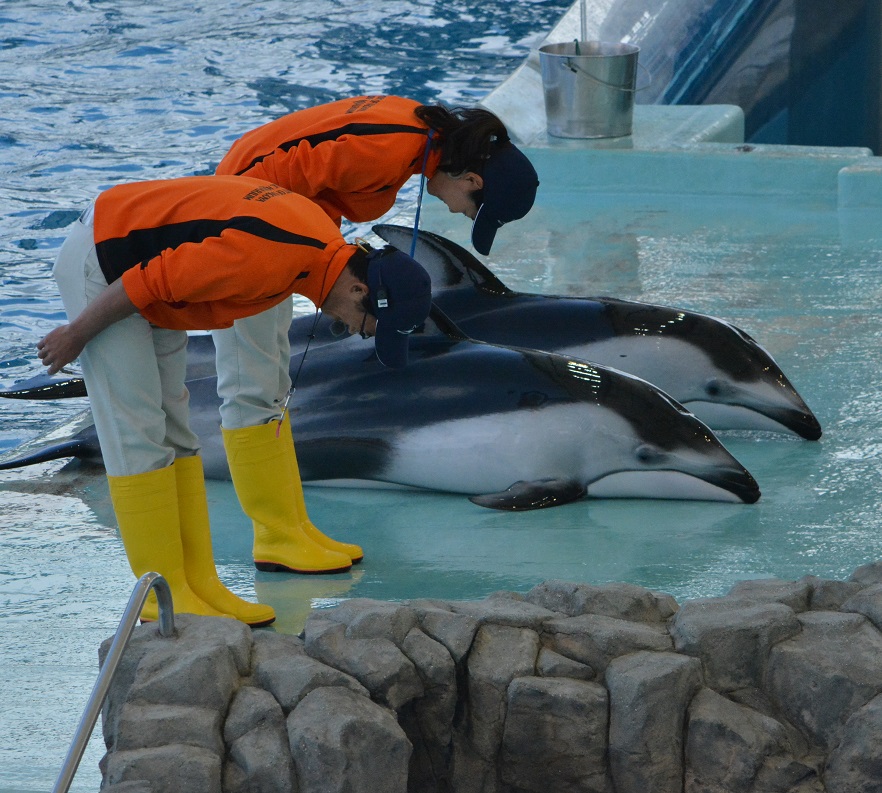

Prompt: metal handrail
xmin=52 ymin=572 xmax=176 ymax=793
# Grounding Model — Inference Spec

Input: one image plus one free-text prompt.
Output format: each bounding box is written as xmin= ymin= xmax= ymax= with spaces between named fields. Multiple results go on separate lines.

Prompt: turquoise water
xmin=0 ymin=1 xmax=570 ymax=790
xmin=3 ymin=2 xmax=882 ymax=792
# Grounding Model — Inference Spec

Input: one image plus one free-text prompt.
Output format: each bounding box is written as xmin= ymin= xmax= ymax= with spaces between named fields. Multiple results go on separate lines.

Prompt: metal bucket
xmin=539 ymin=41 xmax=640 ymax=139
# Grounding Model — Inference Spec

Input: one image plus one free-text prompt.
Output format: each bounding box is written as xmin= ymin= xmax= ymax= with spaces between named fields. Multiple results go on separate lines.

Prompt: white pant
xmin=211 ymin=299 xmax=293 ymax=430
xmin=52 ymin=210 xmax=200 ymax=476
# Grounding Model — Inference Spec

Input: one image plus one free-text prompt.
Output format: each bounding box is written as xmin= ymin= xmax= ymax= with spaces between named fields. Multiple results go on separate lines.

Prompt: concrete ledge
xmin=838 ymin=160 xmax=882 ymax=244
xmin=527 ymin=143 xmax=873 ymax=202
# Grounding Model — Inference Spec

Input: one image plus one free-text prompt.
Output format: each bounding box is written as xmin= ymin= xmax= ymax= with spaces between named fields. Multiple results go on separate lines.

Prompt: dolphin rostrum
xmin=0 ymin=309 xmax=760 ymax=510
xmin=373 ymin=224 xmax=821 ymax=441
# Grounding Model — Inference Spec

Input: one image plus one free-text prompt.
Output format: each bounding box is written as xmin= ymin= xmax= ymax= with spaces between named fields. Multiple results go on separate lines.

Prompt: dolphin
xmin=0 ymin=309 xmax=760 ymax=510
xmin=373 ymin=224 xmax=821 ymax=441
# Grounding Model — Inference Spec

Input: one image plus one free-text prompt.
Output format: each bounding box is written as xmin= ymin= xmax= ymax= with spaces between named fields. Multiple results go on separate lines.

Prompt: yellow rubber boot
xmin=107 ymin=466 xmax=229 ymax=622
xmin=279 ymin=413 xmax=364 ymax=564
xmin=222 ymin=419 xmax=352 ymax=574
xmin=173 ymin=455 xmax=276 ymax=627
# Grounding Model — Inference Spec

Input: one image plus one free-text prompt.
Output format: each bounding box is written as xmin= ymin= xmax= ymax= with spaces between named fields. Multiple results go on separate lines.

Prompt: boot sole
xmin=140 ymin=614 xmax=276 ymax=628
xmin=255 ymin=560 xmax=352 ymax=574
xmin=246 ymin=615 xmax=277 ymax=628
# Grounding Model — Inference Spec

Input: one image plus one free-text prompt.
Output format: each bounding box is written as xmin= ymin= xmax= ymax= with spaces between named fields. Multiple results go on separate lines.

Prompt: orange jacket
xmin=93 ymin=176 xmax=351 ymax=330
xmin=216 ymin=95 xmax=441 ymax=225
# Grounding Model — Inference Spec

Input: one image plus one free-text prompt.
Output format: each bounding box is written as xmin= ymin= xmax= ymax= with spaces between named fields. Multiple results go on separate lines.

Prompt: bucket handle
xmin=565 ymin=42 xmax=652 ymax=93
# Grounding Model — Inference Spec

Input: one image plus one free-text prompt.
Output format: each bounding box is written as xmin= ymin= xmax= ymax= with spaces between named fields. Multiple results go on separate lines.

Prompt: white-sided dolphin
xmin=0 ymin=310 xmax=760 ymax=510
xmin=373 ymin=224 xmax=821 ymax=441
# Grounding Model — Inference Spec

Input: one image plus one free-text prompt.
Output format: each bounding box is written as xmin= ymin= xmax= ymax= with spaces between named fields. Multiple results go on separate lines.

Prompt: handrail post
xmin=52 ymin=572 xmax=175 ymax=793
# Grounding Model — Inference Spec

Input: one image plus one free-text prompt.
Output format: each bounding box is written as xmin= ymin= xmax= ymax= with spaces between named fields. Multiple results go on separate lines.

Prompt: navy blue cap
xmin=367 ymin=248 xmax=433 ymax=368
xmin=471 ymin=143 xmax=539 ymax=255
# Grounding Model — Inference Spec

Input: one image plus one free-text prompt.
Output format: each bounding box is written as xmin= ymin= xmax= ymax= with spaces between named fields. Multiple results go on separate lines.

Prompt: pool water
xmin=3 ymin=2 xmax=882 ymax=791
xmin=313 ymin=149 xmax=882 ymax=611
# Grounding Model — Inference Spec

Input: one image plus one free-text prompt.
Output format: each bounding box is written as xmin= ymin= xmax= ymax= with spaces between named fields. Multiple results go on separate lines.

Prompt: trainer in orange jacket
xmin=94 ymin=176 xmax=352 ymax=330
xmin=216 ymin=94 xmax=539 ymax=253
xmin=218 ymin=95 xmax=440 ymax=226
xmin=37 ymin=175 xmax=432 ymax=624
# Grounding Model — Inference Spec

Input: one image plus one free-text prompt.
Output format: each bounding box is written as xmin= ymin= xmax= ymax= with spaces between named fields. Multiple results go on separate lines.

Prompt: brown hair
xmin=414 ymin=104 xmax=510 ymax=177
xmin=345 ymin=244 xmax=371 ymax=282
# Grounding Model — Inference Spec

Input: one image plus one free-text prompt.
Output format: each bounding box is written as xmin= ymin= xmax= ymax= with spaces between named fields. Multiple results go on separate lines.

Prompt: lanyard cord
xmin=276 ymin=130 xmax=434 ymax=437
xmin=275 ymin=257 xmax=331 ymax=437
xmin=275 ymin=307 xmax=319 ymax=437
xmin=410 ymin=129 xmax=435 ymax=258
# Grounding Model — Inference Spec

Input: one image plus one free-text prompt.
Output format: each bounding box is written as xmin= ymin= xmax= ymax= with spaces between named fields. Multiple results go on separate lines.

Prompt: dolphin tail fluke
xmin=0 ymin=439 xmax=88 ymax=470
xmin=0 ymin=407 xmax=101 ymax=471
xmin=0 ymin=372 xmax=87 ymax=400
xmin=469 ymin=478 xmax=587 ymax=510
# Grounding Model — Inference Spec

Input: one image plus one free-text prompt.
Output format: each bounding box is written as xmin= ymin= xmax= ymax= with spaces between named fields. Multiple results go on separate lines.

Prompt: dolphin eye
xmin=635 ymin=444 xmax=664 ymax=464
xmin=705 ymin=379 xmax=724 ymax=397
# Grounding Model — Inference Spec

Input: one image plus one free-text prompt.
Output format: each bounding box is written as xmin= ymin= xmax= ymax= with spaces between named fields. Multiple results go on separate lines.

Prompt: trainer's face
xmin=323 ymin=283 xmax=378 ymax=337
xmin=427 ymin=170 xmax=482 ymax=219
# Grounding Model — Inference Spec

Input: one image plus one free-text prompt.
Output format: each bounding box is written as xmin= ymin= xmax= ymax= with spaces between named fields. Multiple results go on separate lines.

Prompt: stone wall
xmin=98 ymin=562 xmax=882 ymax=793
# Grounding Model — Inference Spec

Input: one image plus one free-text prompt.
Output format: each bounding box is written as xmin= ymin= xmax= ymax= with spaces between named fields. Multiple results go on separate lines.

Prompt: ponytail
xmin=414 ymin=104 xmax=511 ymax=176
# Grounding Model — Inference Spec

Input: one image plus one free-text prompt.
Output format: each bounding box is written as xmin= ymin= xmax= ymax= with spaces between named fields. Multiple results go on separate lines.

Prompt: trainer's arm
xmin=37 ymin=279 xmax=138 ymax=374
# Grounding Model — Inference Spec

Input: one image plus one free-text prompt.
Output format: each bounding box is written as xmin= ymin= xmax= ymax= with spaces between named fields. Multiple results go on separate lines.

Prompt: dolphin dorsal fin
xmin=372 ymin=224 xmax=513 ymax=296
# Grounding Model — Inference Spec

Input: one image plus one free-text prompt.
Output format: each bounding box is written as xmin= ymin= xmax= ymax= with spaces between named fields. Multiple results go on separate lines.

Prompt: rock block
xmin=450 ymin=597 xmax=558 ymax=629
xmin=607 ymin=650 xmax=702 ymax=793
xmin=104 ymin=744 xmax=221 ymax=793
xmin=254 ymin=650 xmax=367 ymax=712
xmin=537 ymin=646 xmax=595 ymax=680
xmin=800 ymin=575 xmax=864 ymax=611
xmin=321 ymin=598 xmax=418 ymax=646
xmin=543 ymin=613 xmax=671 ymax=677
xmin=410 ymin=603 xmax=479 ymax=663
xmin=287 ymin=687 xmax=411 ymax=793
xmin=824 ymin=693 xmax=882 ymax=793
xmin=527 ymin=579 xmax=678 ymax=623
xmin=466 ymin=624 xmax=540 ymax=763
xmin=685 ymin=687 xmax=799 ymax=793
xmin=304 ymin=618 xmax=423 ymax=710
xmin=670 ymin=598 xmax=801 ymax=691
xmin=222 ymin=685 xmax=296 ymax=792
xmin=727 ymin=578 xmax=813 ymax=611
xmin=840 ymin=582 xmax=882 ymax=630
xmin=767 ymin=611 xmax=882 ymax=751
xmin=114 ymin=702 xmax=223 ymax=755
xmin=501 ymin=676 xmax=612 ymax=793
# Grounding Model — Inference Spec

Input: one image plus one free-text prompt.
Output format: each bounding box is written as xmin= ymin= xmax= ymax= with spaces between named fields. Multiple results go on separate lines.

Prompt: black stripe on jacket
xmin=235 ymin=123 xmax=429 ymax=175
xmin=96 ymin=216 xmax=326 ymax=284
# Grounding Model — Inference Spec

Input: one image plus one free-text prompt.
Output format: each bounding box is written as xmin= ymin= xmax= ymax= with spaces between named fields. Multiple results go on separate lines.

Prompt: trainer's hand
xmin=35 ymin=279 xmax=139 ymax=375
xmin=37 ymin=325 xmax=86 ymax=375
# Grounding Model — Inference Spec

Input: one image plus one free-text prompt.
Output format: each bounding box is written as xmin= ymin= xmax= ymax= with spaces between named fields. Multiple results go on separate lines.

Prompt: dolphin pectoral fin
xmin=0 ymin=372 xmax=87 ymax=400
xmin=469 ymin=479 xmax=587 ymax=510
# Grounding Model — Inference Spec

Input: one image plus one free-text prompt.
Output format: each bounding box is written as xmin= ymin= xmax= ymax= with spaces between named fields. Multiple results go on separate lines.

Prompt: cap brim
xmin=471 ymin=204 xmax=498 ymax=255
xmin=374 ymin=323 xmax=410 ymax=369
